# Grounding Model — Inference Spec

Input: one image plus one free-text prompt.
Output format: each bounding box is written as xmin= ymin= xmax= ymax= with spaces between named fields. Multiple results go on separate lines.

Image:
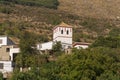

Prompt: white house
xmin=73 ymin=42 xmax=91 ymax=49
xmin=0 ymin=36 xmax=20 ymax=74
xmin=0 ymin=36 xmax=14 ymax=47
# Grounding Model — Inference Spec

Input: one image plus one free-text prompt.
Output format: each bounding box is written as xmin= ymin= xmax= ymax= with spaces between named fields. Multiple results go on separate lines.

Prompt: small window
xmin=67 ymin=30 xmax=69 ymax=35
xmin=0 ymin=63 xmax=3 ymax=69
xmin=68 ymin=46 xmax=71 ymax=48
xmin=0 ymin=40 xmax=2 ymax=44
xmin=6 ymin=48 xmax=10 ymax=52
xmin=61 ymin=30 xmax=63 ymax=34
xmin=39 ymin=44 xmax=42 ymax=48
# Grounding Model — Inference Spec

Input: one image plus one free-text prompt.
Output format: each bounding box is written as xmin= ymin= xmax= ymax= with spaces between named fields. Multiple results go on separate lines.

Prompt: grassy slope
xmin=0 ymin=2 xmax=119 ymax=43
xmin=58 ymin=0 xmax=120 ymax=19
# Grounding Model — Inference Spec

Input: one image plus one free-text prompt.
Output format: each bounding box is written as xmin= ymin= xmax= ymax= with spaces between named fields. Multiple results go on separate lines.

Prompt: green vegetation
xmin=49 ymin=48 xmax=120 ymax=80
xmin=52 ymin=41 xmax=62 ymax=52
xmin=91 ymin=36 xmax=120 ymax=48
xmin=0 ymin=0 xmax=59 ymax=9
xmin=80 ymin=18 xmax=113 ymax=35
xmin=16 ymin=31 xmax=38 ymax=67
xmin=109 ymin=28 xmax=120 ymax=37
xmin=11 ymin=47 xmax=120 ymax=80
xmin=0 ymin=73 xmax=3 ymax=80
xmin=0 ymin=7 xmax=12 ymax=14
xmin=0 ymin=1 xmax=120 ymax=79
xmin=15 ymin=31 xmax=49 ymax=68
xmin=11 ymin=62 xmax=56 ymax=80
xmin=37 ymin=34 xmax=49 ymax=42
xmin=9 ymin=31 xmax=120 ymax=80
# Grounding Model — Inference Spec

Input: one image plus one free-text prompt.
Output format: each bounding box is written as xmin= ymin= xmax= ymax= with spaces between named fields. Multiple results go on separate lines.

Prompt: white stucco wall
xmin=74 ymin=45 xmax=89 ymax=49
xmin=53 ymin=27 xmax=72 ymax=45
xmin=37 ymin=41 xmax=53 ymax=50
xmin=10 ymin=48 xmax=20 ymax=61
xmin=0 ymin=36 xmax=7 ymax=47
xmin=0 ymin=47 xmax=20 ymax=73
xmin=0 ymin=36 xmax=20 ymax=73
xmin=0 ymin=61 xmax=13 ymax=73
xmin=55 ymin=37 xmax=72 ymax=45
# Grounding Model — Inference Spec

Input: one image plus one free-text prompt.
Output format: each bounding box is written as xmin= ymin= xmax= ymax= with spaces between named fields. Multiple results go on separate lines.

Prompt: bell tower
xmin=53 ymin=22 xmax=72 ymax=49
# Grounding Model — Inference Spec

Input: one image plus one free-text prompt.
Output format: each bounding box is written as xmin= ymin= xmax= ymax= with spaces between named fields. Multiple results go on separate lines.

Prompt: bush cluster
xmin=0 ymin=0 xmax=59 ymax=9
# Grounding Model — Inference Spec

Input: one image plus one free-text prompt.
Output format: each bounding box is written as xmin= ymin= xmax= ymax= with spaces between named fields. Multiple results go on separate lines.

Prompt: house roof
xmin=73 ymin=42 xmax=91 ymax=47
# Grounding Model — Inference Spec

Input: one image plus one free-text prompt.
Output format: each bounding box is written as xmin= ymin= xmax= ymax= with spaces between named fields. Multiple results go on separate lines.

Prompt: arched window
xmin=61 ymin=30 xmax=63 ymax=34
xmin=67 ymin=30 xmax=69 ymax=35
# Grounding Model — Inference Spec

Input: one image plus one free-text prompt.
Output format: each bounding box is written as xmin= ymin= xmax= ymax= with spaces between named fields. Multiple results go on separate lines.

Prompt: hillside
xmin=0 ymin=1 xmax=120 ymax=79
xmin=0 ymin=1 xmax=120 ymax=43
xmin=58 ymin=0 xmax=120 ymax=19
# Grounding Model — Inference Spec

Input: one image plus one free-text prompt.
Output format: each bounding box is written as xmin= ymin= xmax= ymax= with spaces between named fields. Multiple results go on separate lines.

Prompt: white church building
xmin=37 ymin=22 xmax=90 ymax=51
xmin=37 ymin=22 xmax=72 ymax=51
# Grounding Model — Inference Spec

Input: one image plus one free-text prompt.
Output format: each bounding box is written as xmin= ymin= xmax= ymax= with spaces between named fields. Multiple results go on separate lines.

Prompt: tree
xmin=0 ymin=72 xmax=3 ymax=80
xmin=109 ymin=28 xmax=120 ymax=37
xmin=12 ymin=47 xmax=120 ymax=80
xmin=0 ymin=0 xmax=59 ymax=9
xmin=16 ymin=31 xmax=37 ymax=68
xmin=47 ymin=47 xmax=120 ymax=80
xmin=52 ymin=41 xmax=62 ymax=52
xmin=90 ymin=36 xmax=120 ymax=48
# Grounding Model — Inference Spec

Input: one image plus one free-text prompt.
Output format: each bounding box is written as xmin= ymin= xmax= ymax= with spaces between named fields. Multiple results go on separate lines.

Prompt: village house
xmin=73 ymin=42 xmax=91 ymax=49
xmin=0 ymin=36 xmax=20 ymax=75
xmin=37 ymin=22 xmax=90 ymax=52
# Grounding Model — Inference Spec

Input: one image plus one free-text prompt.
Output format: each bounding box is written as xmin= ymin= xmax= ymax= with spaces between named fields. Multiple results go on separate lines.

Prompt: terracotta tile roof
xmin=57 ymin=22 xmax=72 ymax=27
xmin=53 ymin=22 xmax=72 ymax=30
xmin=73 ymin=42 xmax=91 ymax=46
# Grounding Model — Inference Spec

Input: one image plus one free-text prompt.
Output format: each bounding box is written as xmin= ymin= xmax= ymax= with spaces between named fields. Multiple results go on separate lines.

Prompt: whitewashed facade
xmin=0 ymin=61 xmax=13 ymax=73
xmin=37 ymin=41 xmax=53 ymax=50
xmin=0 ymin=37 xmax=7 ymax=47
xmin=0 ymin=36 xmax=14 ymax=47
xmin=0 ymin=36 xmax=20 ymax=74
xmin=53 ymin=22 xmax=72 ymax=49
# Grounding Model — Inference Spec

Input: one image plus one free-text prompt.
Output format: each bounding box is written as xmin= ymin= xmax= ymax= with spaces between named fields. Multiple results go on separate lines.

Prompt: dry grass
xmin=58 ymin=0 xmax=120 ymax=19
xmin=0 ymin=3 xmax=120 ymax=43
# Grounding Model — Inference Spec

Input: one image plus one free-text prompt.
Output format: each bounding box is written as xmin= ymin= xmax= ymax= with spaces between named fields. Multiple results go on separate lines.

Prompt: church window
xmin=39 ymin=44 xmax=42 ymax=48
xmin=67 ymin=30 xmax=69 ymax=35
xmin=61 ymin=30 xmax=63 ymax=34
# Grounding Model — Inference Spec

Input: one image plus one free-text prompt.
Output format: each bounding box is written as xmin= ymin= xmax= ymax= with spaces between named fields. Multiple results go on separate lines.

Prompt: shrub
xmin=0 ymin=0 xmax=59 ymax=9
xmin=0 ymin=7 xmax=12 ymax=14
xmin=0 ymin=73 xmax=3 ymax=80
